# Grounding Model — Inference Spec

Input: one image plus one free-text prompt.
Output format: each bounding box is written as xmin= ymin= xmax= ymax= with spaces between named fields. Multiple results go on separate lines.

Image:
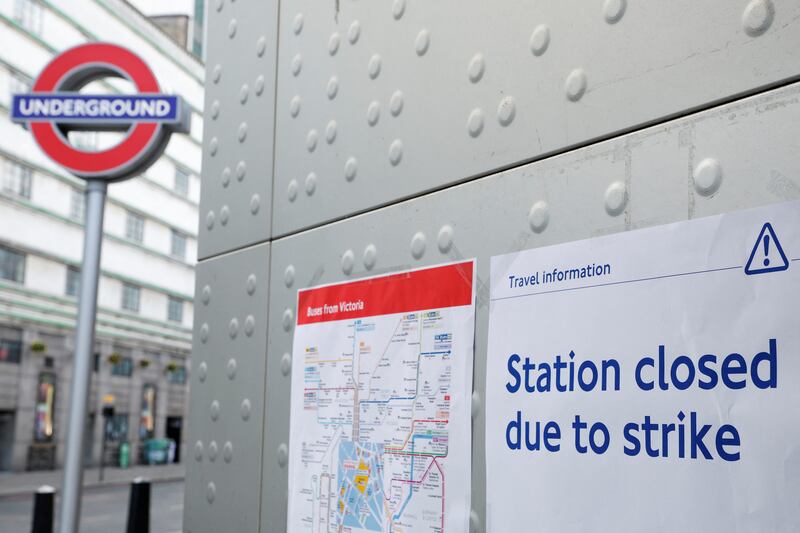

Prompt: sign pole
xmin=59 ymin=180 xmax=107 ymax=533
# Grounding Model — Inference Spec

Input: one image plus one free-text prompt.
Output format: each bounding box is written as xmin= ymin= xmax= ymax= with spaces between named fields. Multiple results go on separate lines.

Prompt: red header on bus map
xmin=296 ymin=261 xmax=474 ymax=325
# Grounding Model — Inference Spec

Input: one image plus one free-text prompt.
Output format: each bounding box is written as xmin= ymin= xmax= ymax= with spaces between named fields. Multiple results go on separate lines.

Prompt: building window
xmin=67 ymin=131 xmax=97 ymax=151
xmin=13 ymin=0 xmax=44 ymax=35
xmin=0 ymin=327 xmax=22 ymax=364
xmin=105 ymin=413 xmax=129 ymax=442
xmin=65 ymin=265 xmax=80 ymax=297
xmin=168 ymin=365 xmax=187 ymax=385
xmin=33 ymin=373 xmax=56 ymax=442
xmin=139 ymin=384 xmax=156 ymax=439
xmin=170 ymin=230 xmax=187 ymax=259
xmin=111 ymin=356 xmax=133 ymax=377
xmin=125 ymin=211 xmax=144 ymax=243
xmin=174 ymin=167 xmax=190 ymax=196
xmin=9 ymin=70 xmax=32 ymax=96
xmin=69 ymin=188 xmax=85 ymax=221
xmin=2 ymin=160 xmax=32 ymax=199
xmin=121 ymin=283 xmax=140 ymax=312
xmin=167 ymin=296 xmax=183 ymax=323
xmin=0 ymin=245 xmax=25 ymax=283
xmin=93 ymin=352 xmax=100 ymax=373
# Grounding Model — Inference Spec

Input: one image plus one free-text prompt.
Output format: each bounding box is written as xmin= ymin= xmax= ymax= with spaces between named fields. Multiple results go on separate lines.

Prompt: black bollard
xmin=31 ymin=485 xmax=55 ymax=533
xmin=125 ymin=477 xmax=150 ymax=533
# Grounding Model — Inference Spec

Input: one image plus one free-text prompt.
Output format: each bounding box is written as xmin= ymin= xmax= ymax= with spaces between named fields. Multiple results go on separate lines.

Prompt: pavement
xmin=0 ymin=463 xmax=184 ymax=497
xmin=0 ymin=478 xmax=184 ymax=533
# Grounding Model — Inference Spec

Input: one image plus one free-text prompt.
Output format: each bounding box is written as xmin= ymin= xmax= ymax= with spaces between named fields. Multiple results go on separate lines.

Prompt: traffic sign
xmin=11 ymin=42 xmax=188 ymax=180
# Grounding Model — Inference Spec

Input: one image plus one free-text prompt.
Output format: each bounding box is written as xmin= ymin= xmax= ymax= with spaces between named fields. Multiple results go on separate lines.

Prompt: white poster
xmin=288 ymin=261 xmax=476 ymax=533
xmin=486 ymin=201 xmax=800 ymax=531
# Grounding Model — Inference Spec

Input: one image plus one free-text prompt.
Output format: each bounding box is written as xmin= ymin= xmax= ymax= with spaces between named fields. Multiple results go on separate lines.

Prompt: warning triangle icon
xmin=744 ymin=222 xmax=789 ymax=275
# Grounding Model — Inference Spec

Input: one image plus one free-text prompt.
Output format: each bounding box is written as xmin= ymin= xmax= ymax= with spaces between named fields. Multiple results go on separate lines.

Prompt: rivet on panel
xmin=221 ymin=167 xmax=231 ymax=188
xmin=194 ymin=441 xmax=203 ymax=461
xmin=238 ymin=122 xmax=247 ymax=142
xmin=198 ymin=361 xmax=208 ymax=381
xmin=528 ymin=201 xmax=550 ymax=233
xmin=281 ymin=353 xmax=292 ymax=376
xmin=603 ymin=0 xmax=627 ymax=24
xmin=437 ymin=225 xmax=454 ymax=253
xmin=209 ymin=137 xmax=218 ymax=155
xmin=411 ymin=232 xmax=426 ymax=260
xmin=240 ymin=399 xmax=251 ymax=420
xmin=277 ymin=443 xmax=289 ymax=467
xmin=288 ymin=179 xmax=298 ymax=202
xmin=565 ymin=68 xmax=588 ymax=102
xmin=305 ymin=172 xmax=317 ymax=196
xmin=236 ymin=161 xmax=246 ymax=181
xmin=239 ymin=84 xmax=249 ymax=104
xmin=468 ymin=54 xmax=485 ymax=83
xmin=742 ymin=0 xmax=775 ymax=37
xmin=228 ymin=18 xmax=237 ymax=38
xmin=200 ymin=323 xmax=209 ymax=343
xmin=201 ymin=285 xmax=211 ymax=305
xmin=368 ymin=54 xmax=382 ymax=79
xmin=326 ymin=120 xmax=337 ymax=144
xmin=604 ymin=181 xmax=628 ymax=216
xmin=244 ymin=315 xmax=255 ymax=336
xmin=348 ymin=21 xmax=361 ymax=44
xmin=367 ymin=101 xmax=380 ymax=126
xmin=229 ymin=317 xmax=239 ymax=339
xmin=471 ymin=390 xmax=481 ymax=419
xmin=220 ymin=205 xmax=229 ymax=226
xmin=247 ymin=273 xmax=258 ymax=294
xmin=529 ymin=25 xmax=550 ymax=56
xmin=282 ymin=308 xmax=294 ymax=331
xmin=497 ymin=96 xmax=516 ymax=126
xmin=389 ymin=140 xmax=403 ymax=166
xmin=208 ymin=441 xmax=218 ymax=462
xmin=467 ymin=108 xmax=484 ymax=138
xmin=205 ymin=211 xmax=215 ymax=230
xmin=341 ymin=249 xmax=355 ymax=274
xmin=284 ymin=265 xmax=295 ymax=288
xmin=291 ymin=54 xmax=302 ymax=76
xmin=211 ymin=100 xmax=220 ymax=120
xmin=307 ymin=129 xmax=318 ymax=152
xmin=212 ymin=64 xmax=222 ymax=84
xmin=210 ymin=400 xmax=220 ymax=421
xmin=227 ymin=358 xmax=237 ymax=379
xmin=223 ymin=442 xmax=233 ymax=463
xmin=250 ymin=194 xmax=260 ymax=215
xmin=415 ymin=29 xmax=430 ymax=56
xmin=326 ymin=77 xmax=339 ymax=100
xmin=363 ymin=244 xmax=377 ymax=270
xmin=390 ymin=91 xmax=404 ymax=116
xmin=329 ymin=32 xmax=341 ymax=55
xmin=392 ymin=0 xmax=406 ymax=20
xmin=344 ymin=157 xmax=358 ymax=182
xmin=693 ymin=158 xmax=723 ymax=196
xmin=206 ymin=483 xmax=216 ymax=504
xmin=255 ymin=75 xmax=265 ymax=95
xmin=293 ymin=13 xmax=304 ymax=35
xmin=256 ymin=36 xmax=267 ymax=57
xmin=290 ymin=95 xmax=301 ymax=118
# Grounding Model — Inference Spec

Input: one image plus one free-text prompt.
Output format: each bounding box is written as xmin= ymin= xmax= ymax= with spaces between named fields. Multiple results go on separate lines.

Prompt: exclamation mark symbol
xmin=763 ymin=234 xmax=770 ymax=266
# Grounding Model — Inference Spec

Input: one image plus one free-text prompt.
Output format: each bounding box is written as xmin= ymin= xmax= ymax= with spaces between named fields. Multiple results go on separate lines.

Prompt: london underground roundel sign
xmin=11 ymin=43 xmax=189 ymax=181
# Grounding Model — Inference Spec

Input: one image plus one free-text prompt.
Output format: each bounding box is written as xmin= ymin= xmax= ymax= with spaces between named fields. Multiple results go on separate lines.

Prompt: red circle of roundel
xmin=30 ymin=43 xmax=162 ymax=178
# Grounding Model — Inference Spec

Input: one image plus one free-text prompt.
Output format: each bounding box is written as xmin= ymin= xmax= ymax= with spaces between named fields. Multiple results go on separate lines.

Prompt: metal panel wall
xmin=184 ymin=242 xmax=271 ymax=533
xmin=272 ymin=0 xmax=800 ymax=236
xmin=263 ymin=83 xmax=800 ymax=532
xmin=197 ymin=0 xmax=279 ymax=259
xmin=186 ymin=1 xmax=800 ymax=532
